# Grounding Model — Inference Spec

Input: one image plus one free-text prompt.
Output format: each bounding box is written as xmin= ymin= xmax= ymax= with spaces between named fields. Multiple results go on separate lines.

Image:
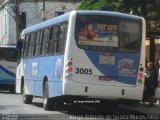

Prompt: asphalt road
xmin=0 ymin=91 xmax=60 ymax=114
xmin=0 ymin=90 xmax=113 ymax=120
xmin=0 ymin=90 xmax=145 ymax=120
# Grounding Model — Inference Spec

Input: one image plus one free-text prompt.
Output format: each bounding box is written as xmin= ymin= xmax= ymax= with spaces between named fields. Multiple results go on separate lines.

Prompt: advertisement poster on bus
xmin=118 ymin=59 xmax=136 ymax=77
xmin=55 ymin=58 xmax=63 ymax=80
xmin=79 ymin=22 xmax=118 ymax=47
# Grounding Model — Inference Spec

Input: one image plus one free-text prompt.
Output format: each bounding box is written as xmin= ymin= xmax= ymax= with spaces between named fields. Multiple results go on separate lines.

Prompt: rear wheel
xmin=43 ymin=81 xmax=53 ymax=110
xmin=22 ymin=83 xmax=33 ymax=104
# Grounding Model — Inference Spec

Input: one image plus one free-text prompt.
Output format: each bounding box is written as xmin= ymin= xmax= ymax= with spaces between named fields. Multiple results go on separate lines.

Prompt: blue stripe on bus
xmin=24 ymin=55 xmax=64 ymax=97
xmin=84 ymin=50 xmax=140 ymax=85
xmin=0 ymin=78 xmax=15 ymax=84
xmin=0 ymin=65 xmax=16 ymax=78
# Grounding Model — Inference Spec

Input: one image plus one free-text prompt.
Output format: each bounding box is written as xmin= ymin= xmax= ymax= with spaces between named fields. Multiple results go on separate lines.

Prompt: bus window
xmin=5 ymin=48 xmax=17 ymax=62
xmin=56 ymin=22 xmax=68 ymax=54
xmin=41 ymin=28 xmax=51 ymax=55
xmin=48 ymin=25 xmax=59 ymax=54
xmin=24 ymin=34 xmax=31 ymax=58
xmin=28 ymin=33 xmax=36 ymax=57
xmin=75 ymin=15 xmax=142 ymax=53
xmin=118 ymin=22 xmax=141 ymax=52
xmin=0 ymin=51 xmax=5 ymax=60
xmin=0 ymin=48 xmax=16 ymax=62
xmin=31 ymin=33 xmax=37 ymax=57
xmin=39 ymin=30 xmax=44 ymax=55
xmin=35 ymin=31 xmax=41 ymax=56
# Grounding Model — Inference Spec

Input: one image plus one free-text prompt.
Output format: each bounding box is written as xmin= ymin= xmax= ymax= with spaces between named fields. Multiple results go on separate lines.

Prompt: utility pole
xmin=42 ymin=0 xmax=46 ymax=21
xmin=15 ymin=0 xmax=20 ymax=42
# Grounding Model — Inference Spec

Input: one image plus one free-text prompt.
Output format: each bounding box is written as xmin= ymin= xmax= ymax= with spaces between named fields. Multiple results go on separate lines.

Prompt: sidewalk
xmin=125 ymin=102 xmax=160 ymax=115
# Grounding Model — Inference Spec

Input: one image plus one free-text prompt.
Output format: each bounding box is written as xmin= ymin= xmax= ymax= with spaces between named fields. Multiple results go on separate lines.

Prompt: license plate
xmin=98 ymin=76 xmax=112 ymax=81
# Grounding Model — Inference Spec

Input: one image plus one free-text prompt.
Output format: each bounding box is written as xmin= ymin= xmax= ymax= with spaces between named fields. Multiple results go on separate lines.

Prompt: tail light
xmin=67 ymin=61 xmax=73 ymax=66
xmin=66 ymin=73 xmax=73 ymax=78
xmin=138 ymin=73 xmax=144 ymax=78
xmin=65 ymin=59 xmax=73 ymax=79
xmin=67 ymin=67 xmax=73 ymax=73
xmin=138 ymin=64 xmax=144 ymax=84
xmin=139 ymin=67 xmax=144 ymax=72
xmin=139 ymin=64 xmax=144 ymax=72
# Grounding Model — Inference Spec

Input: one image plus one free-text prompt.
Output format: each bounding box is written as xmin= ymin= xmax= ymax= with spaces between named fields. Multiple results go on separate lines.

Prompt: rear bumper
xmin=62 ymin=81 xmax=143 ymax=100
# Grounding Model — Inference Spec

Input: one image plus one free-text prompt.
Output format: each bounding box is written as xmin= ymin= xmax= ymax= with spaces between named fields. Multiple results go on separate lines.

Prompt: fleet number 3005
xmin=75 ymin=68 xmax=93 ymax=75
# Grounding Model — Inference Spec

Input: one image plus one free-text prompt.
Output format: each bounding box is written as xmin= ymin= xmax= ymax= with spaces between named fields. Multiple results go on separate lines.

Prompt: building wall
xmin=20 ymin=2 xmax=41 ymax=27
xmin=0 ymin=0 xmax=80 ymax=45
xmin=8 ymin=4 xmax=16 ymax=45
xmin=0 ymin=7 xmax=8 ymax=45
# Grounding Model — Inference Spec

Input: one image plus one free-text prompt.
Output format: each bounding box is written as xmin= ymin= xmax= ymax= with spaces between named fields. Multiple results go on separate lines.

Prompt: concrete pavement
xmin=125 ymin=101 xmax=160 ymax=115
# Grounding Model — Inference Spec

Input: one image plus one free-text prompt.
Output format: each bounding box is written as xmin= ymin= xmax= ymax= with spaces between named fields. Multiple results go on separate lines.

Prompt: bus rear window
xmin=75 ymin=15 xmax=142 ymax=53
xmin=0 ymin=48 xmax=16 ymax=62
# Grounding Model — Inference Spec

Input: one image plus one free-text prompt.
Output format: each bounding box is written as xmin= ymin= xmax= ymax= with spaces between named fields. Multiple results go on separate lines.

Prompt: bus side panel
xmin=48 ymin=55 xmax=64 ymax=98
xmin=35 ymin=57 xmax=53 ymax=97
xmin=24 ymin=59 xmax=34 ymax=95
xmin=32 ymin=58 xmax=41 ymax=96
xmin=0 ymin=61 xmax=16 ymax=85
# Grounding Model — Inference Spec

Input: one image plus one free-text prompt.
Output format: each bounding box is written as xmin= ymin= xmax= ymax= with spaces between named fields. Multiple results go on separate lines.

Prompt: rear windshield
xmin=75 ymin=15 xmax=142 ymax=53
xmin=0 ymin=48 xmax=16 ymax=62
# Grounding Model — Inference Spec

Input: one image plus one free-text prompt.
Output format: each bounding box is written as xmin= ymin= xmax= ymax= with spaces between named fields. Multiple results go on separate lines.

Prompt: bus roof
xmin=22 ymin=10 xmax=143 ymax=35
xmin=22 ymin=12 xmax=71 ymax=35
xmin=77 ymin=10 xmax=143 ymax=20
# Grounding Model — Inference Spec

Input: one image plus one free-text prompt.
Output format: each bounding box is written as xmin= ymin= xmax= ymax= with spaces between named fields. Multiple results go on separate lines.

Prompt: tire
xmin=23 ymin=94 xmax=33 ymax=104
xmin=22 ymin=83 xmax=33 ymax=104
xmin=21 ymin=78 xmax=24 ymax=94
xmin=43 ymin=81 xmax=53 ymax=110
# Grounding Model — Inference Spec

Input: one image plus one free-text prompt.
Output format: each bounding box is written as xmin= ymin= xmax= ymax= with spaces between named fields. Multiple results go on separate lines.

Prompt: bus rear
xmin=0 ymin=46 xmax=17 ymax=92
xmin=63 ymin=11 xmax=145 ymax=101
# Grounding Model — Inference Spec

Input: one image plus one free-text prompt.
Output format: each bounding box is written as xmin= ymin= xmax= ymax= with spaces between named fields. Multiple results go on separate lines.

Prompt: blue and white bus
xmin=0 ymin=45 xmax=17 ymax=93
xmin=16 ymin=10 xmax=146 ymax=110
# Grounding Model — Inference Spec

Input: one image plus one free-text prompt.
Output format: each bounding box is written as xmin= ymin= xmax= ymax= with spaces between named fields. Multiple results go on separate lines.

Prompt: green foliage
xmin=77 ymin=0 xmax=122 ymax=11
xmin=78 ymin=0 xmax=160 ymax=17
xmin=77 ymin=0 xmax=95 ymax=10
xmin=78 ymin=0 xmax=160 ymax=30
xmin=77 ymin=0 xmax=160 ymax=31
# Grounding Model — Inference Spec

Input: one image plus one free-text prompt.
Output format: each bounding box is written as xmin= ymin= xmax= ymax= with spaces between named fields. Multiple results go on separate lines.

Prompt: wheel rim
xmin=43 ymin=84 xmax=48 ymax=106
xmin=44 ymin=98 xmax=47 ymax=105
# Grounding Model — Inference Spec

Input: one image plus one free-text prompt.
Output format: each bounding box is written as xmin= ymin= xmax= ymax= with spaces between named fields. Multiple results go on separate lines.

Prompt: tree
xmin=77 ymin=0 xmax=122 ymax=11
xmin=78 ymin=0 xmax=145 ymax=14
xmin=78 ymin=0 xmax=160 ymax=31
